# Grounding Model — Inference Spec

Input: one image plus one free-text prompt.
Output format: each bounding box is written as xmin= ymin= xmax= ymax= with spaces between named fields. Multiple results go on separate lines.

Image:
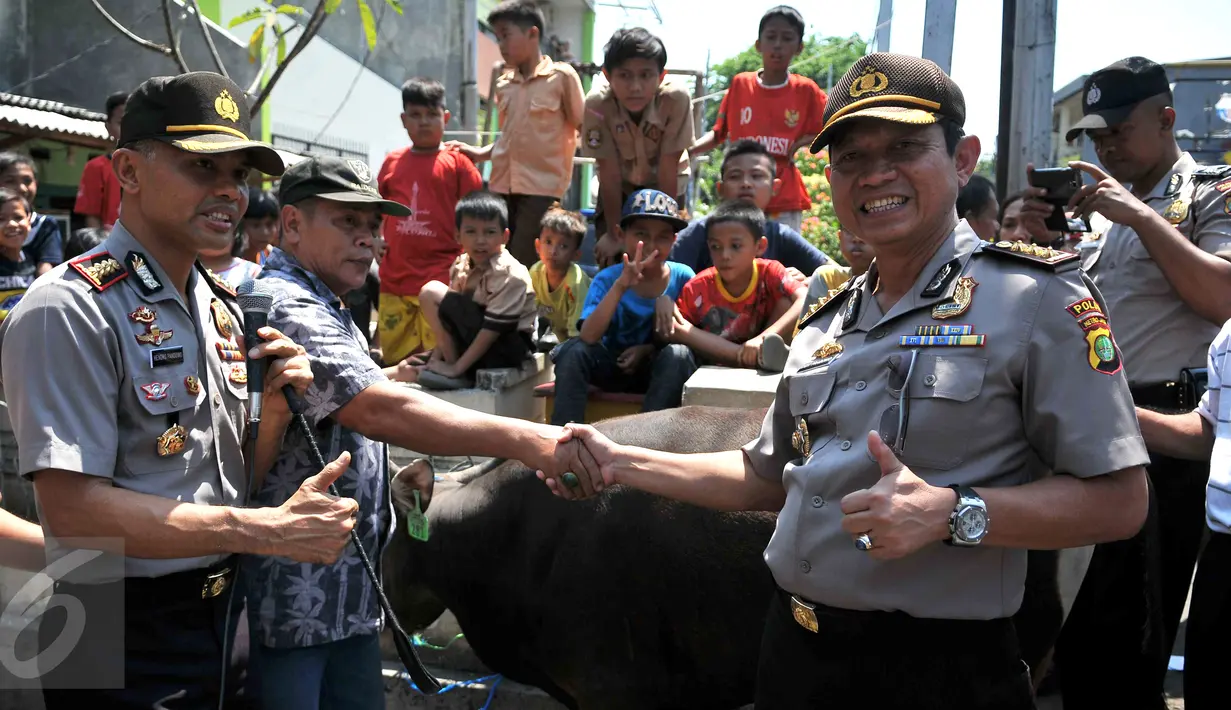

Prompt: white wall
xmin=216 ymin=0 xmax=406 ymax=169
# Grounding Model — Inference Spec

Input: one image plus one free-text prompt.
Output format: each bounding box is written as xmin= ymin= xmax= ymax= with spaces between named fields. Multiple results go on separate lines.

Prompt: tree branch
xmin=187 ymin=0 xmax=230 ymax=79
xmin=161 ymin=0 xmax=190 ymax=73
xmin=90 ymin=0 xmax=174 ymax=56
xmin=249 ymin=1 xmax=329 ymax=116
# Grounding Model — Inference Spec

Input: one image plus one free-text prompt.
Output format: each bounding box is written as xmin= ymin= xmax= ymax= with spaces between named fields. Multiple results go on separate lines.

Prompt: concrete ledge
xmin=681 ymin=366 xmax=781 ymax=410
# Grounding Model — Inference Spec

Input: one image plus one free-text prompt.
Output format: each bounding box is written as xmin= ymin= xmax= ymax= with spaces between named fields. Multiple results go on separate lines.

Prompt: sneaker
xmin=758 ymin=333 xmax=789 ymax=373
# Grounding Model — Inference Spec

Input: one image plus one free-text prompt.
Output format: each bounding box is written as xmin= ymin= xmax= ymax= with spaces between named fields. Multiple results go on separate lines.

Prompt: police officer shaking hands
xmin=540 ymin=53 xmax=1150 ymax=710
xmin=0 ymin=72 xmax=358 ymax=708
xmin=1021 ymin=56 xmax=1231 ymax=710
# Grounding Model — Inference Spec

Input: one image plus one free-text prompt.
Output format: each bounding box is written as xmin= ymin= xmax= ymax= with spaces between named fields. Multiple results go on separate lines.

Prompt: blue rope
xmin=401 ymin=671 xmax=504 ymax=709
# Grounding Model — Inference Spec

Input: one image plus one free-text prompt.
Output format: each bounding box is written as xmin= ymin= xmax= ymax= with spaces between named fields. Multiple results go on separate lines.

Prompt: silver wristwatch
xmin=946 ymin=485 xmax=989 ymax=547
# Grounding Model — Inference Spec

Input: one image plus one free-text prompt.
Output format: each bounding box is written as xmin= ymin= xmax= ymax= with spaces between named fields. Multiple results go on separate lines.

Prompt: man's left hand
xmin=1068 ymin=161 xmax=1152 ymax=228
xmin=839 ymin=431 xmax=956 ymax=560
xmin=249 ymin=326 xmax=312 ymax=414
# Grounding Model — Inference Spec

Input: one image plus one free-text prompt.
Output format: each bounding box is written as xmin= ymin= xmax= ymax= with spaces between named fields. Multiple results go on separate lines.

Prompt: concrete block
xmin=681 ymin=366 xmax=781 ymax=410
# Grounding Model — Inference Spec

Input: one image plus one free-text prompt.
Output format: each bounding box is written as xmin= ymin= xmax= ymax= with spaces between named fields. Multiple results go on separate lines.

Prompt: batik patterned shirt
xmin=244 ymin=247 xmax=396 ymax=648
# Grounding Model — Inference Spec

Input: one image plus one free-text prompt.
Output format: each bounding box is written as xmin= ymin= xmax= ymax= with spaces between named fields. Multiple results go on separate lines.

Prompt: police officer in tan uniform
xmin=0 ymin=72 xmax=359 ymax=709
xmin=540 ymin=54 xmax=1151 ymax=710
xmin=1022 ymin=56 xmax=1231 ymax=709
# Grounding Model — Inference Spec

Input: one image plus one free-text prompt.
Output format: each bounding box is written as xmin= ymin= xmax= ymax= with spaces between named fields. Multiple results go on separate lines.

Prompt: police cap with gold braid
xmin=810 ymin=53 xmax=966 ymax=153
xmin=118 ymin=71 xmax=284 ymax=177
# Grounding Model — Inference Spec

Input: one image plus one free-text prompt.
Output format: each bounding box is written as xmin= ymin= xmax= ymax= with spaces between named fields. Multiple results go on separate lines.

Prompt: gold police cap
xmin=809 ymin=53 xmax=966 ymax=153
xmin=118 ymin=71 xmax=284 ymax=176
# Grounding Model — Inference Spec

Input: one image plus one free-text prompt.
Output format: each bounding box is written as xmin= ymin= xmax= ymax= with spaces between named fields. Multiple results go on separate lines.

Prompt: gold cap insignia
xmin=215 ymin=90 xmax=241 ymax=123
xmin=849 ymin=66 xmax=890 ymax=98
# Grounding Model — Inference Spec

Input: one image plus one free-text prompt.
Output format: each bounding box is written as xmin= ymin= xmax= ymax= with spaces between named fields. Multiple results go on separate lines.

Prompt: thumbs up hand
xmin=838 ymin=432 xmax=957 ymax=560
xmin=257 ymin=451 xmax=359 ymax=564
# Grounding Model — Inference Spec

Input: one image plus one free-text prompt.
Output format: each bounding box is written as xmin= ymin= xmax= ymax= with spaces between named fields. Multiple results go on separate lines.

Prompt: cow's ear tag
xmin=406 ymin=490 xmax=430 ymax=542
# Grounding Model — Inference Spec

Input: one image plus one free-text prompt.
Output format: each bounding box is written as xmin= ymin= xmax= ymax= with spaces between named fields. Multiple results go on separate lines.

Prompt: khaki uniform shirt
xmin=449 ymin=247 xmax=537 ymax=333
xmin=743 ymin=222 xmax=1149 ymax=620
xmin=1086 ymin=153 xmax=1231 ymax=385
xmin=581 ymin=81 xmax=694 ymax=197
xmin=0 ymin=224 xmax=249 ymax=580
xmin=489 ymin=55 xmax=585 ymax=198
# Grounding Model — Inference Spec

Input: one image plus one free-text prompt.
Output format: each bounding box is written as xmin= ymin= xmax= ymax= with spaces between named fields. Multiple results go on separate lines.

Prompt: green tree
xmin=702 ymin=34 xmax=867 ymax=128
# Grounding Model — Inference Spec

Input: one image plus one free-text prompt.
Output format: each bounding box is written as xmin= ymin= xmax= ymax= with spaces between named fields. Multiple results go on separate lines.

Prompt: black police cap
xmin=118 ymin=71 xmax=284 ymax=176
xmin=810 ymin=52 xmax=966 ymax=153
xmin=278 ymin=156 xmax=411 ymax=217
xmin=1064 ymin=57 xmax=1171 ymax=142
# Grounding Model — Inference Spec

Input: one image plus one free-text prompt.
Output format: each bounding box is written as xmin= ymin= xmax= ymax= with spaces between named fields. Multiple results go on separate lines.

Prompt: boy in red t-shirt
xmin=668 ymin=201 xmax=804 ymax=372
xmin=376 ymin=77 xmax=484 ymax=366
xmin=691 ymin=5 xmax=827 ymax=233
xmin=74 ymin=91 xmax=128 ymax=229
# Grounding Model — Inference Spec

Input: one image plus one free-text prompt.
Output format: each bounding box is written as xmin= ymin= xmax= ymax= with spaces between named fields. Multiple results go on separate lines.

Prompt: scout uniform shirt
xmin=449 ymin=247 xmax=537 ymax=334
xmin=743 ymin=222 xmax=1150 ymax=620
xmin=581 ymin=81 xmax=695 ymax=198
xmin=489 ymin=55 xmax=585 ymax=199
xmin=0 ymin=223 xmax=250 ymax=580
xmin=1085 ymin=154 xmax=1231 ymax=385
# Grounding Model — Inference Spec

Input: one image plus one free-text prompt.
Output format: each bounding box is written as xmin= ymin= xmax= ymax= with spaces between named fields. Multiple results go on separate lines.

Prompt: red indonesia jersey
xmin=714 ymin=72 xmax=827 ymax=214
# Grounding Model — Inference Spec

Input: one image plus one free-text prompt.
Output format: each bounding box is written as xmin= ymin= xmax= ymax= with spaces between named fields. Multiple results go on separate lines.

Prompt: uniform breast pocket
xmin=894 ymin=354 xmax=988 ymax=471
xmin=787 ymin=371 xmax=837 ymax=459
xmin=1125 ymin=240 xmax=1171 ymax=296
xmin=529 ymin=93 xmax=561 ymax=128
xmin=125 ymin=372 xmax=204 ymax=475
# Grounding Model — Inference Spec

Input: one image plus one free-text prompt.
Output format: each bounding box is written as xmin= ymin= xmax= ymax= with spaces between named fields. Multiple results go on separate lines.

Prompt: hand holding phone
xmin=1028 ymin=167 xmax=1091 ymax=233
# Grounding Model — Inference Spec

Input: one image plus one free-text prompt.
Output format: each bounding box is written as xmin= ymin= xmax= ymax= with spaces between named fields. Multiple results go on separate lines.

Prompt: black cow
xmin=383 ymin=406 xmax=1075 ymax=709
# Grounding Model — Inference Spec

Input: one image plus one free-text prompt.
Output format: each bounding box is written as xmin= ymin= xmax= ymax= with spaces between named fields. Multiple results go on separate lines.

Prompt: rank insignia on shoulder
xmin=198 ymin=263 xmax=237 ymax=298
xmin=1192 ymin=164 xmax=1231 ymax=183
xmin=126 ymin=252 xmax=163 ymax=296
xmin=985 ymin=240 xmax=1079 ymax=269
xmin=794 ymin=282 xmax=853 ymax=335
xmin=69 ymin=252 xmax=127 ymax=292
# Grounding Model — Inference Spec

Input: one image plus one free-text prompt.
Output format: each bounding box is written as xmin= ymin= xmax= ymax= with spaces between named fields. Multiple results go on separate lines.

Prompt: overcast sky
xmin=593 ymin=0 xmax=1231 ymax=156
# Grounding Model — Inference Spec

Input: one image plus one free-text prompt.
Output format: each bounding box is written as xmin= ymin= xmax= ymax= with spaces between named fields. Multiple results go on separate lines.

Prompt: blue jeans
xmin=248 ymin=633 xmax=384 ymax=710
xmin=550 ymin=339 xmax=697 ymax=425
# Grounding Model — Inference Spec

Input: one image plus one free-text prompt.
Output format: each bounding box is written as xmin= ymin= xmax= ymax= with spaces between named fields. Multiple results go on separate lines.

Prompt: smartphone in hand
xmin=1029 ymin=167 xmax=1092 ymax=233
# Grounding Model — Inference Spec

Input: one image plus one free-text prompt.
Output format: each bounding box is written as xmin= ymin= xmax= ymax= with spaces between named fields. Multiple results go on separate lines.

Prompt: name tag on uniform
xmin=150 ymin=346 xmax=185 ymax=368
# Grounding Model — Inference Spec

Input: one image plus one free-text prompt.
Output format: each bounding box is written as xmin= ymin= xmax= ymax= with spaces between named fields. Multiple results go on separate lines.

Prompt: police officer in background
xmin=0 ymin=72 xmax=359 ymax=708
xmin=1023 ymin=56 xmax=1231 ymax=709
xmin=541 ymin=53 xmax=1150 ymax=710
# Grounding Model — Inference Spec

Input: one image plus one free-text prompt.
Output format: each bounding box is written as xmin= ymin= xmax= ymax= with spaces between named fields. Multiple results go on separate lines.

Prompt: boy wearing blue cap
xmin=549 ymin=189 xmax=696 ymax=425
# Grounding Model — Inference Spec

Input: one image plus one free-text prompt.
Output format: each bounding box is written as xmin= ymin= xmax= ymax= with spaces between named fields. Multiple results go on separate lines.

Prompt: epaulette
xmin=196 ymin=262 xmax=237 ymax=299
xmin=794 ymin=275 xmax=858 ymax=335
xmin=1191 ymin=164 xmax=1231 ymax=182
xmin=980 ymin=240 xmax=1080 ymax=271
xmin=68 ymin=252 xmax=127 ymax=292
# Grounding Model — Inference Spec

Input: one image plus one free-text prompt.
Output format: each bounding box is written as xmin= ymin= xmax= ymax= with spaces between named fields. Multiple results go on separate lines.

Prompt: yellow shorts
xmin=377 ymin=293 xmax=435 ymax=365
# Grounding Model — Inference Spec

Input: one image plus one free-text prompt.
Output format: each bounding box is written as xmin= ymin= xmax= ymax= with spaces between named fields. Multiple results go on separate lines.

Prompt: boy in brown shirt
xmin=448 ymin=1 xmax=584 ymax=268
xmin=416 ymin=192 xmax=537 ymax=390
xmin=583 ymin=27 xmax=696 ymax=267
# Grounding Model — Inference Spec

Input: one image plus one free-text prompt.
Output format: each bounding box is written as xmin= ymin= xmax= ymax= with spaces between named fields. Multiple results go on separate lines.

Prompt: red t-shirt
xmin=677 ymin=258 xmax=803 ymax=344
xmin=74 ymin=154 xmax=122 ymax=227
xmin=377 ymin=147 xmax=484 ymax=297
xmin=713 ymin=72 xmax=828 ymax=214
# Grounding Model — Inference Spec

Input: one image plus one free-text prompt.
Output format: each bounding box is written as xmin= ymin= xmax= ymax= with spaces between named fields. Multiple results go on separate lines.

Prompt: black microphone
xmin=236 ymin=279 xmax=274 ymax=427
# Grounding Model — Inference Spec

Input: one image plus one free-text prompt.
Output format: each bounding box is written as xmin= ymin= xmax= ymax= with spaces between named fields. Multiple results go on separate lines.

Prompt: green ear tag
xmin=406 ymin=489 xmax=430 ymax=542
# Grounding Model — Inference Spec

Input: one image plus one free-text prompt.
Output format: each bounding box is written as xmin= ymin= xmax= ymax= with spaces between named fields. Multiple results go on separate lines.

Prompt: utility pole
xmin=1004 ymin=0 xmax=1057 ymax=197
xmin=875 ymin=0 xmax=892 ymax=53
xmin=921 ymin=0 xmax=957 ymax=74
xmin=995 ymin=0 xmax=1017 ymax=201
xmin=462 ymin=0 xmax=480 ymax=146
